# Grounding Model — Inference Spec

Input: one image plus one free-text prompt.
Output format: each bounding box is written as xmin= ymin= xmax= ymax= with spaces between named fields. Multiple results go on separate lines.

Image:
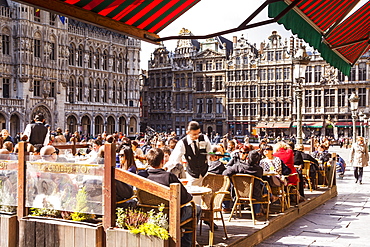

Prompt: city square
xmin=0 ymin=0 xmax=370 ymax=246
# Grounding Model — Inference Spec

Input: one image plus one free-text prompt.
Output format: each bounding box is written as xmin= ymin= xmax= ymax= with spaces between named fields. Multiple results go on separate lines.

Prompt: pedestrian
xmin=167 ymin=121 xmax=212 ymax=186
xmin=350 ymin=136 xmax=369 ymax=184
xmin=23 ymin=114 xmax=49 ymax=152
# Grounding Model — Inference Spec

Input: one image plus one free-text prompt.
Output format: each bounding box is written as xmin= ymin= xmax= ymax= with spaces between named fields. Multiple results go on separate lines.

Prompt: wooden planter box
xmin=106 ymin=228 xmax=169 ymax=247
xmin=0 ymin=213 xmax=17 ymax=247
xmin=19 ymin=217 xmax=103 ymax=247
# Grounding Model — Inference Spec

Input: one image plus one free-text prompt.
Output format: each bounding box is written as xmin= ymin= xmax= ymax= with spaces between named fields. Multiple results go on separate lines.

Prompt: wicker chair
xmin=285 ymin=173 xmax=300 ymax=207
xmin=136 ymin=189 xmax=197 ymax=246
xmin=200 ymin=173 xmax=230 ymax=246
xmin=270 ymin=183 xmax=288 ymax=212
xmin=229 ymin=174 xmax=271 ymax=224
xmin=302 ymin=160 xmax=313 ymax=192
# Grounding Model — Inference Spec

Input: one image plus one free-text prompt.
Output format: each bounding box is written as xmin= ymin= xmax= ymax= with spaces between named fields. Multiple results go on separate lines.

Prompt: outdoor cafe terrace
xmin=0 ymin=142 xmax=337 ymax=247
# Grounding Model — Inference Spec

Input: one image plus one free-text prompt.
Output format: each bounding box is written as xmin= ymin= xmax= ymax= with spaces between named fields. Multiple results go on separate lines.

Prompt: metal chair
xmin=229 ymin=174 xmax=271 ymax=224
xmin=136 ymin=188 xmax=197 ymax=246
xmin=200 ymin=173 xmax=230 ymax=246
xmin=270 ymin=182 xmax=288 ymax=212
xmin=285 ymin=173 xmax=300 ymax=207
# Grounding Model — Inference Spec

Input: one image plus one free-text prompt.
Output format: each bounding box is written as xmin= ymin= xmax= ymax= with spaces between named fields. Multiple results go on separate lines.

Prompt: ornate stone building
xmin=0 ymin=0 xmax=140 ymax=137
xmin=146 ymin=29 xmax=370 ymax=140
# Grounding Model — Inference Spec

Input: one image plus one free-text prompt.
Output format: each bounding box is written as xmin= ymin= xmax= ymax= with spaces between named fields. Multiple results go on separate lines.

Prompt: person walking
xmin=167 ymin=121 xmax=211 ymax=186
xmin=350 ymin=136 xmax=369 ymax=184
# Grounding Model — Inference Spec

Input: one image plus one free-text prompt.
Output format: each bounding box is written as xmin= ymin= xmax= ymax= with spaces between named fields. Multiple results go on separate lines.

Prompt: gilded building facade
xmin=145 ymin=29 xmax=370 ymax=140
xmin=0 ymin=0 xmax=140 ymax=138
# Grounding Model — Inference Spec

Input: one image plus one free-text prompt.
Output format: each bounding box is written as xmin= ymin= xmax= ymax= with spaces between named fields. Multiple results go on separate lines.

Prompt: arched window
xmin=88 ymin=47 xmax=94 ymax=68
xmin=112 ymin=52 xmax=117 ymax=72
xmin=77 ymin=77 xmax=83 ymax=101
xmin=102 ymin=50 xmax=108 ymax=70
xmin=103 ymin=80 xmax=108 ymax=103
xmin=95 ymin=79 xmax=100 ymax=102
xmin=118 ymin=53 xmax=123 ymax=72
xmin=69 ymin=43 xmax=76 ymax=66
xmin=49 ymin=39 xmax=56 ymax=60
xmin=236 ymin=56 xmax=240 ymax=65
xmin=34 ymin=32 xmax=42 ymax=58
xmin=112 ymin=81 xmax=117 ymax=103
xmin=68 ymin=76 xmax=75 ymax=103
xmin=77 ymin=45 xmax=83 ymax=67
xmin=2 ymin=28 xmax=11 ymax=55
xmin=88 ymin=79 xmax=93 ymax=102
xmin=118 ymin=82 xmax=123 ymax=104
xmin=95 ymin=49 xmax=101 ymax=69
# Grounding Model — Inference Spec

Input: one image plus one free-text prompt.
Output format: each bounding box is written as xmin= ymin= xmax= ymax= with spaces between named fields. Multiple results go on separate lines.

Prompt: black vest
xmin=29 ymin=123 xmax=48 ymax=145
xmin=183 ymin=134 xmax=208 ymax=178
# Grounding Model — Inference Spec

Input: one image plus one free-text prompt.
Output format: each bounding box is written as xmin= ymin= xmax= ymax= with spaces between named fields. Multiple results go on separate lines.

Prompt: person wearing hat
xmin=23 ymin=114 xmax=49 ymax=150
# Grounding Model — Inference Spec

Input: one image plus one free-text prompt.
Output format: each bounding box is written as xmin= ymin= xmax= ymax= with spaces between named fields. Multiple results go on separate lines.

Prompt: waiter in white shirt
xmin=166 ymin=121 xmax=212 ymax=186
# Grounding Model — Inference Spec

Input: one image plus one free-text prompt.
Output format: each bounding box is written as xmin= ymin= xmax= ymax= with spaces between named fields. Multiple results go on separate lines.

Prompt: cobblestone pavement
xmin=257 ymin=145 xmax=370 ymax=247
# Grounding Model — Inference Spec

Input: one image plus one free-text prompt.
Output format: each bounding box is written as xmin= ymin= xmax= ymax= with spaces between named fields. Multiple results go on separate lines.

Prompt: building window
xmin=176 ymin=94 xmax=180 ymax=110
xmin=260 ymin=85 xmax=266 ymax=98
xmin=34 ymin=80 xmax=41 ymax=97
xmin=49 ymin=13 xmax=57 ymax=25
xmin=112 ymin=53 xmax=117 ymax=72
xmin=196 ymin=98 xmax=203 ymax=113
xmin=77 ymin=45 xmax=83 ymax=67
xmin=267 ymin=85 xmax=274 ymax=98
xmin=267 ymin=51 xmax=274 ymax=61
xmin=283 ymin=102 xmax=290 ymax=116
xmin=215 ymin=60 xmax=222 ymax=70
xmin=196 ymin=77 xmax=203 ymax=91
xmin=276 ymin=85 xmax=282 ymax=96
xmin=68 ymin=78 xmax=75 ymax=102
xmin=227 ymin=71 xmax=234 ymax=81
xmin=88 ymin=48 xmax=94 ymax=69
xmin=250 ymin=69 xmax=257 ymax=81
xmin=2 ymin=78 xmax=10 ymax=98
xmin=242 ymin=85 xmax=249 ymax=98
xmin=228 ymin=104 xmax=234 ymax=116
xmin=216 ymin=98 xmax=223 ymax=113
xmin=235 ymin=71 xmax=241 ymax=81
xmin=251 ymin=103 xmax=257 ymax=116
xmin=207 ymin=98 xmax=213 ymax=113
xmin=283 ymin=68 xmax=290 ymax=80
xmin=314 ymin=65 xmax=321 ymax=82
xmin=338 ymin=71 xmax=345 ymax=82
xmin=196 ymin=62 xmax=203 ymax=71
xmin=260 ymin=103 xmax=267 ymax=116
xmin=103 ymin=50 xmax=108 ymax=71
xmin=95 ymin=80 xmax=100 ymax=102
xmin=206 ymin=76 xmax=212 ymax=91
xmin=358 ymin=88 xmax=366 ymax=107
xmin=118 ymin=82 xmax=123 ymax=103
xmin=34 ymin=39 xmax=41 ymax=58
xmin=235 ymin=86 xmax=241 ymax=98
xmin=227 ymin=86 xmax=234 ymax=99
xmin=250 ymin=85 xmax=257 ymax=98
xmin=324 ymin=89 xmax=335 ymax=107
xmin=242 ymin=104 xmax=249 ymax=116
xmin=69 ymin=44 xmax=76 ymax=66
xmin=2 ymin=34 xmax=10 ymax=55
xmin=349 ymin=66 xmax=356 ymax=81
xmin=243 ymin=56 xmax=248 ymax=64
xmin=187 ymin=74 xmax=192 ymax=88
xmin=283 ymin=85 xmax=290 ymax=97
xmin=314 ymin=90 xmax=321 ymax=107
xmin=338 ymin=88 xmax=346 ymax=107
xmin=95 ymin=50 xmax=101 ymax=69
xmin=206 ymin=61 xmax=212 ymax=70
xmin=260 ymin=69 xmax=266 ymax=80
xmin=358 ymin=63 xmax=366 ymax=81
xmin=276 ymin=68 xmax=282 ymax=80
xmin=305 ymin=90 xmax=312 ymax=107
xmin=215 ymin=76 xmax=222 ymax=90
xmin=275 ymin=51 xmax=282 ymax=60
xmin=276 ymin=102 xmax=282 ymax=116
xmin=235 ymin=104 xmax=241 ymax=116
xmin=118 ymin=53 xmax=124 ymax=72
xmin=267 ymin=103 xmax=273 ymax=116
xmin=305 ymin=66 xmax=312 ymax=82
xmin=180 ymin=74 xmax=185 ymax=87
xmin=77 ymin=78 xmax=83 ymax=102
xmin=49 ymin=81 xmax=56 ymax=98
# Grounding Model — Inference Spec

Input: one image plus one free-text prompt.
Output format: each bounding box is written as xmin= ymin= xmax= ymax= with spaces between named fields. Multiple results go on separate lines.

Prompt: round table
xmin=185 ymin=186 xmax=212 ymax=196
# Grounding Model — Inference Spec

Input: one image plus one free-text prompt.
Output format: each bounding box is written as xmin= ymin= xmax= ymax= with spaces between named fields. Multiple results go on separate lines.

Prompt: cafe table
xmin=185 ymin=186 xmax=212 ymax=204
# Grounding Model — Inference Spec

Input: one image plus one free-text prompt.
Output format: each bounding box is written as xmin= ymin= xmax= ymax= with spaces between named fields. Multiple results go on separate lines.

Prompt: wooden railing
xmin=15 ymin=142 xmax=182 ymax=247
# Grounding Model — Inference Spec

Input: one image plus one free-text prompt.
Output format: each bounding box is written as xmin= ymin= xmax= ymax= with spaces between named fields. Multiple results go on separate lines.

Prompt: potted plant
xmin=106 ymin=205 xmax=169 ymax=247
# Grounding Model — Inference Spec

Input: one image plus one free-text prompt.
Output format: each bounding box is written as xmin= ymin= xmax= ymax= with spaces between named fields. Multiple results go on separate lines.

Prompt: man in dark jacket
xmin=23 ymin=114 xmax=49 ymax=151
xmin=146 ymin=148 xmax=201 ymax=247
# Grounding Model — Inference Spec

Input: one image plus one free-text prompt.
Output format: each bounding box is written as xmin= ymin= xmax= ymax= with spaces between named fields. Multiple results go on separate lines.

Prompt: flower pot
xmin=19 ymin=216 xmax=103 ymax=247
xmin=106 ymin=228 xmax=169 ymax=247
xmin=0 ymin=213 xmax=17 ymax=247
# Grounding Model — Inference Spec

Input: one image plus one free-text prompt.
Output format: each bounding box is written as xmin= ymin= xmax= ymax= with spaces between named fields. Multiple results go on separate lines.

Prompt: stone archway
xmin=95 ymin=116 xmax=103 ymax=136
xmin=107 ymin=116 xmax=115 ymax=134
xmin=129 ymin=117 xmax=137 ymax=136
xmin=0 ymin=113 xmax=6 ymax=130
xmin=66 ymin=115 xmax=78 ymax=133
xmin=119 ymin=116 xmax=127 ymax=135
xmin=10 ymin=114 xmax=21 ymax=137
xmin=81 ymin=115 xmax=91 ymax=136
xmin=32 ymin=105 xmax=52 ymax=127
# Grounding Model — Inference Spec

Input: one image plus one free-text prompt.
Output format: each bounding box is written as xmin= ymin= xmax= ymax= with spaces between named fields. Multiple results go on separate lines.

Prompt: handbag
xmin=269 ymin=176 xmax=282 ymax=187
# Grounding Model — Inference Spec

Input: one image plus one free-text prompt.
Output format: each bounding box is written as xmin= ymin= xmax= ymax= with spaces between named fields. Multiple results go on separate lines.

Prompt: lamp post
xmin=293 ymin=46 xmax=310 ymax=145
xmin=349 ymin=92 xmax=359 ymax=139
xmin=364 ymin=114 xmax=368 ymax=142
